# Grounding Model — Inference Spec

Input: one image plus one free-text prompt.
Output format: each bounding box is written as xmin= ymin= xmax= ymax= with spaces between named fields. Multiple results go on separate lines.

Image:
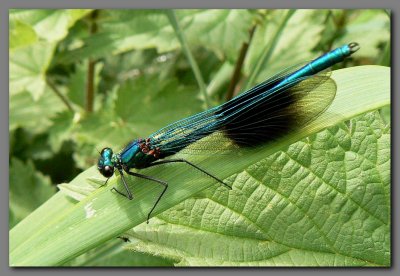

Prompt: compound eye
xmin=102 ymin=165 xmax=114 ymax=178
xmin=100 ymin=147 xmax=109 ymax=155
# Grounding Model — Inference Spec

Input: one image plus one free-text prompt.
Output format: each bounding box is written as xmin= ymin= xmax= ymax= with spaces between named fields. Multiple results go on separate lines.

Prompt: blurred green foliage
xmin=9 ymin=9 xmax=390 ymax=266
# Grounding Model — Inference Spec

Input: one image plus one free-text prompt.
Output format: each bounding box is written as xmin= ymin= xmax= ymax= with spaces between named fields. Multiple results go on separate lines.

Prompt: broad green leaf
xmin=125 ymin=111 xmax=390 ymax=266
xmin=9 ymin=41 xmax=56 ymax=99
xmin=9 ymin=20 xmax=38 ymax=50
xmin=56 ymin=10 xmax=174 ymax=63
xmin=56 ymin=32 xmax=119 ymax=64
xmin=114 ymin=76 xmax=202 ymax=126
xmin=177 ymin=9 xmax=254 ymax=61
xmin=47 ymin=111 xmax=75 ymax=153
xmin=10 ymin=86 xmax=66 ymax=133
xmin=9 ymin=10 xmax=92 ymax=100
xmin=9 ymin=158 xmax=56 ymax=228
xmin=9 ymin=9 xmax=92 ymax=42
xmin=9 ymin=66 xmax=390 ymax=266
xmin=59 ymin=10 xmax=255 ymax=62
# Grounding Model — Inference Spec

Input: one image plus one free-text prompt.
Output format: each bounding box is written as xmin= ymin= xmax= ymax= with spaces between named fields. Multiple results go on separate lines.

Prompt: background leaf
xmin=9 ymin=158 xmax=56 ymax=228
xmin=9 ymin=20 xmax=38 ymax=50
xmin=9 ymin=42 xmax=56 ymax=99
xmin=59 ymin=10 xmax=255 ymax=63
xmin=9 ymin=9 xmax=92 ymax=42
xmin=9 ymin=86 xmax=66 ymax=133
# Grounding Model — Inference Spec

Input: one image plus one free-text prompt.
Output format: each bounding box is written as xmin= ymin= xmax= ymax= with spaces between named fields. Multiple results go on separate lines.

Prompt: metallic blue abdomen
xmin=277 ymin=43 xmax=359 ymax=89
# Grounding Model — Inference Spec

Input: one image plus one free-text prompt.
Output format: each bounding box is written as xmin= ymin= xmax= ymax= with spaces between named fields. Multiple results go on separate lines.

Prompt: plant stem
xmin=166 ymin=10 xmax=211 ymax=109
xmin=243 ymin=10 xmax=295 ymax=90
xmin=86 ymin=10 xmax=99 ymax=113
xmin=46 ymin=78 xmax=74 ymax=113
xmin=225 ymin=25 xmax=257 ymax=101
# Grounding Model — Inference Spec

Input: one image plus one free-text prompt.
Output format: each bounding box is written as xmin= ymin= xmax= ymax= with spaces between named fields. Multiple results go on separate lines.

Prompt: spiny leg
xmin=145 ymin=158 xmax=232 ymax=189
xmin=99 ymin=177 xmax=109 ymax=187
xmin=110 ymin=170 xmax=133 ymax=200
xmin=125 ymin=171 xmax=168 ymax=224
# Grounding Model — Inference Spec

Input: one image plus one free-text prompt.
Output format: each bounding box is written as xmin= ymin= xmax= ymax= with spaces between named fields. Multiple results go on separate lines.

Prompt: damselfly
xmin=97 ymin=42 xmax=360 ymax=222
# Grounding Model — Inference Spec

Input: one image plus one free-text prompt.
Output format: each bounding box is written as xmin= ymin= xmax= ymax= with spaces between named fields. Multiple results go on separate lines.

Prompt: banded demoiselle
xmin=97 ymin=42 xmax=360 ymax=222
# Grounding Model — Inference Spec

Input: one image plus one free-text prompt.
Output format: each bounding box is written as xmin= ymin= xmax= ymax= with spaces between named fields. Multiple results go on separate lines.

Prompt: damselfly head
xmin=98 ymin=147 xmax=115 ymax=178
